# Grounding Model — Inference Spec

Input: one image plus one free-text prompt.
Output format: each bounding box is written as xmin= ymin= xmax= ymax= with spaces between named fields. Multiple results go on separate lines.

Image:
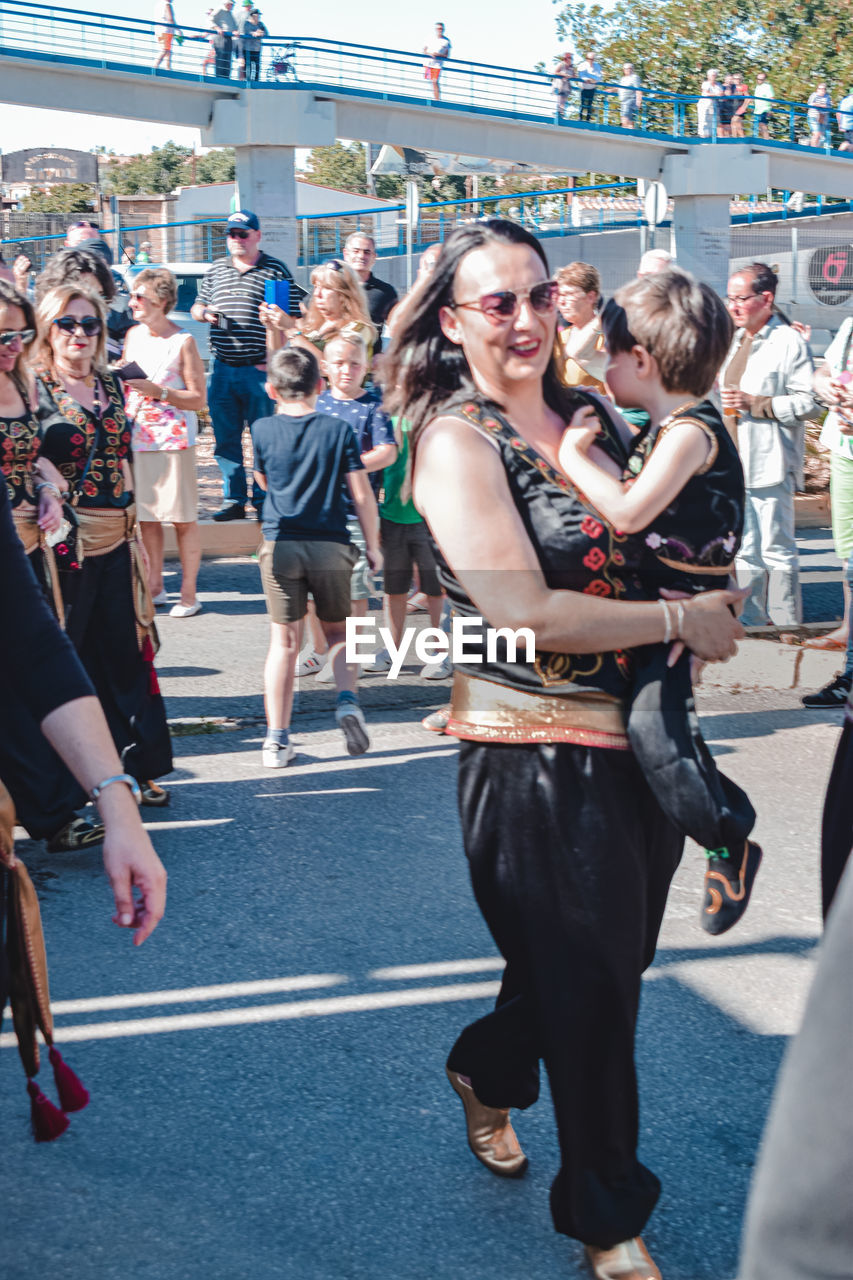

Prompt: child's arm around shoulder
xmin=559 ymin=405 xmax=714 ymax=534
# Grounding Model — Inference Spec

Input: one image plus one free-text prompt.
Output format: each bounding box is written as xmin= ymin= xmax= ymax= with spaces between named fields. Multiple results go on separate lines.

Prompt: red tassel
xmin=141 ymin=635 xmax=161 ymax=695
xmin=49 ymin=1046 xmax=90 ymax=1113
xmin=27 ymin=1079 xmax=70 ymax=1142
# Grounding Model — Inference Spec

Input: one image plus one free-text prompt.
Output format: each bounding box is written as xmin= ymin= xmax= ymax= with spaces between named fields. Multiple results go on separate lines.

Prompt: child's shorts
xmin=259 ymin=538 xmax=357 ymax=624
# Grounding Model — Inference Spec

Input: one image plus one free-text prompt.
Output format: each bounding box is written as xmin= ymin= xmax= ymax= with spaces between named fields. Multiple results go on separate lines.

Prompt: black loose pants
xmin=447 ymin=740 xmax=683 ymax=1247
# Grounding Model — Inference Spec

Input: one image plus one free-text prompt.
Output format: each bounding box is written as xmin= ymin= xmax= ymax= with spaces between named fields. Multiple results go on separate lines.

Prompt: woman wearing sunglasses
xmin=0 ymin=279 xmax=109 ymax=854
xmin=262 ymin=258 xmax=376 ymax=374
xmin=33 ymin=284 xmax=173 ymax=807
xmin=382 ymin=220 xmax=742 ymax=1280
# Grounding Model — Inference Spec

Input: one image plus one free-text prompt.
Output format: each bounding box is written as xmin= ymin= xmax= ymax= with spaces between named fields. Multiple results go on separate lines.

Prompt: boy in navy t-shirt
xmin=316 ymin=332 xmax=397 ymax=623
xmin=251 ymin=347 xmax=382 ymax=765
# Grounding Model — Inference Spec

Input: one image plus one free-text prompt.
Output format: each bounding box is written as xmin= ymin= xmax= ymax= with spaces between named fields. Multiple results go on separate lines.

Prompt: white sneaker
xmin=262 ymin=739 xmax=294 ymax=768
xmin=296 ymin=648 xmax=324 ymax=676
xmin=422 ymin=655 xmax=452 ymax=680
xmin=315 ymin=658 xmax=336 ymax=683
xmin=363 ymin=647 xmax=393 ymax=674
xmin=335 ymin=702 xmax=370 ymax=756
xmin=169 ymin=601 xmax=202 ymax=618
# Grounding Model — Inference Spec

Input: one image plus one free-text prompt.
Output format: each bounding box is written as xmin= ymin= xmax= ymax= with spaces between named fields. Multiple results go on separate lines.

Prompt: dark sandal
xmin=140 ymin=781 xmax=171 ymax=807
xmin=46 ymin=815 xmax=106 ymax=853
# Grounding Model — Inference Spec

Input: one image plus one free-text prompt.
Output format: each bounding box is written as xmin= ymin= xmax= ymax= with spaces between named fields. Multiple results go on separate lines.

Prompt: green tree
xmin=21 ymin=183 xmax=96 ymax=213
xmin=193 ymin=148 xmax=236 ymax=184
xmin=553 ymin=0 xmax=853 ymax=106
xmin=304 ymin=141 xmax=370 ymax=195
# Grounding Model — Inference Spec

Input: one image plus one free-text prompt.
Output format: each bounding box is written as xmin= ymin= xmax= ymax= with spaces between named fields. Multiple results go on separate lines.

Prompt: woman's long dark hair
xmin=381 ymin=218 xmax=585 ymax=462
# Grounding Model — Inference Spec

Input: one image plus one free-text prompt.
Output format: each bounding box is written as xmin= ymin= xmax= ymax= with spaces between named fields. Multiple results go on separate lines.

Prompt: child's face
xmin=327 ymin=348 xmax=367 ymax=395
xmin=604 ymin=344 xmax=647 ymax=409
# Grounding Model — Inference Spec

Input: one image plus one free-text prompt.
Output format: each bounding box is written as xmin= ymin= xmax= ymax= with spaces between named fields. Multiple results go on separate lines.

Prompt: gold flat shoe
xmin=585 ymin=1237 xmax=662 ymax=1280
xmin=445 ymin=1068 xmax=528 ymax=1178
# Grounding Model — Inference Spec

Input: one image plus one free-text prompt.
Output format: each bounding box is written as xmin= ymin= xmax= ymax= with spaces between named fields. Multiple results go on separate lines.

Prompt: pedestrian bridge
xmin=1 ymin=0 xmax=852 ymax=285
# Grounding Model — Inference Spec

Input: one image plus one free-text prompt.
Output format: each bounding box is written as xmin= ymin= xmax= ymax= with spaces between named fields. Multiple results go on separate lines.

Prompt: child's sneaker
xmin=701 ymin=840 xmax=763 ymax=934
xmin=262 ymin=739 xmax=294 ymax=768
xmin=296 ymin=648 xmax=324 ymax=677
xmin=335 ymin=698 xmax=370 ymax=756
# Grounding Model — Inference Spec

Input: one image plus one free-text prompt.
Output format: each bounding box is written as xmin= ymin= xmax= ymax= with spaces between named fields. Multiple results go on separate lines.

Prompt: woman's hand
xmin=561 ymin=404 xmax=601 ymax=454
xmin=679 ymin=588 xmax=746 ymax=662
xmin=124 ymin=378 xmax=163 ymax=400
xmin=37 ymin=488 xmax=63 ymax=534
xmin=259 ymin=302 xmax=297 ymax=333
xmin=103 ymin=821 xmax=167 ymax=947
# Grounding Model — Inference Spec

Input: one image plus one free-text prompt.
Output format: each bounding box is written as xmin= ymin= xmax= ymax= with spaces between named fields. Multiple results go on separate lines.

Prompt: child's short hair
xmin=602 ymin=269 xmax=733 ymax=396
xmin=325 ymin=330 xmax=368 ymax=364
xmin=268 ymin=346 xmax=319 ymax=399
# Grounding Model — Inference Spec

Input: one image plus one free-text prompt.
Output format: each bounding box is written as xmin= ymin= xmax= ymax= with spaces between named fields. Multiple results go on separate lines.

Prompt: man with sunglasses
xmin=192 ymin=209 xmax=302 ymax=520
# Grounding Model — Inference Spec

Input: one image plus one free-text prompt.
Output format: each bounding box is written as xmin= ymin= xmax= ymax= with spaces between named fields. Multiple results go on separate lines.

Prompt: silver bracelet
xmin=674 ymin=601 xmax=686 ymax=639
xmin=89 ymin=773 xmax=142 ymax=806
xmin=659 ymin=598 xmax=672 ymax=645
xmin=35 ymin=481 xmax=61 ymax=499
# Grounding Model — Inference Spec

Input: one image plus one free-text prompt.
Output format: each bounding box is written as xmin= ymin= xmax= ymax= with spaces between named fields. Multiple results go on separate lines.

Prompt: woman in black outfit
xmin=382 ymin=220 xmax=742 ymax=1279
xmin=34 ymin=283 xmax=172 ymax=800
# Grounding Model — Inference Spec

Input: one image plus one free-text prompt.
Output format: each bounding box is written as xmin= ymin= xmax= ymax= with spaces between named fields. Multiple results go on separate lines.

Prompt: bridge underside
xmin=3 ymin=58 xmax=852 ymax=287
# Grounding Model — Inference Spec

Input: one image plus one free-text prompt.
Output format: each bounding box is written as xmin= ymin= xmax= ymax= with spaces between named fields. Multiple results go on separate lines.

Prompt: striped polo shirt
xmin=198 ymin=251 xmax=297 ymax=366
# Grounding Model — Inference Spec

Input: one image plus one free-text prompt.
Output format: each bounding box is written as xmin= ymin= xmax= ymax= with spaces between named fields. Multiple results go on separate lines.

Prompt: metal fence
xmin=0 ymin=0 xmax=851 ymax=154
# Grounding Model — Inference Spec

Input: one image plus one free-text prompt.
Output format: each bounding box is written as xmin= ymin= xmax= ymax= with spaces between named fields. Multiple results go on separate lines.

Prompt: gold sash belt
xmin=11 ymin=507 xmax=66 ymax=628
xmin=76 ymin=505 xmax=155 ymax=634
xmin=448 ymin=669 xmax=629 ymax=749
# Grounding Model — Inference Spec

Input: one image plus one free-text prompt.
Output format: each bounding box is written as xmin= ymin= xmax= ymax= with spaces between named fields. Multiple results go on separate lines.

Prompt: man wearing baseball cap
xmin=192 ymin=210 xmax=303 ymax=520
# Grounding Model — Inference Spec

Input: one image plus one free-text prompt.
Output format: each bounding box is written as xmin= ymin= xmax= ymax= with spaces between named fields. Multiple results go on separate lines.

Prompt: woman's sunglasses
xmin=0 ymin=328 xmax=35 ymax=347
xmin=228 ymin=229 xmax=251 ymax=240
xmin=450 ymin=281 xmax=559 ymax=324
xmin=53 ymin=316 xmax=102 ymax=337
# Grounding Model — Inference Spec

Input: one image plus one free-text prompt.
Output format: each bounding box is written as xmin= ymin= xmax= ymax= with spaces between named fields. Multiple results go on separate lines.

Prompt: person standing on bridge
xmin=192 ymin=209 xmax=299 ymax=521
xmin=210 ymin=0 xmax=237 ymax=77
xmin=423 ymin=22 xmax=451 ymax=101
xmin=753 ymin=71 xmax=774 ymax=139
xmin=576 ymin=49 xmax=603 ymax=122
xmin=153 ymin=0 xmax=182 ymax=71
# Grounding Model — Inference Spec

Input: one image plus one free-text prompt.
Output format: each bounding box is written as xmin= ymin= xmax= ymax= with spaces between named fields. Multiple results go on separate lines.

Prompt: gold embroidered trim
xmin=447 ymin=670 xmax=629 ymax=748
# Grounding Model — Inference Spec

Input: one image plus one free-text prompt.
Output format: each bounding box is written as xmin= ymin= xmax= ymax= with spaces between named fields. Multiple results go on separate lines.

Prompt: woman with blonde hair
xmin=34 ymin=282 xmax=173 ymax=805
xmin=555 ymin=260 xmax=608 ymax=394
xmin=261 ymin=258 xmax=376 ymax=372
xmin=122 ymin=267 xmax=206 ymax=617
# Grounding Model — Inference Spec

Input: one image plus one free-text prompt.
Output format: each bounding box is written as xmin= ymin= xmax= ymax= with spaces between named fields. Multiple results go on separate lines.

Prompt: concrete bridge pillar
xmin=670 ymin=195 xmax=731 ymax=295
xmin=234 ymin=144 xmax=297 ymax=266
xmin=203 ymin=90 xmax=337 ymax=273
xmin=662 ymin=146 xmax=770 ymax=295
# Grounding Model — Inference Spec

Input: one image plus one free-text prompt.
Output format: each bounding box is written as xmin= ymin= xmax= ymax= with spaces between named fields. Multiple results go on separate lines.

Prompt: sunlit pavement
xmin=1 ymin=548 xmax=845 ymax=1280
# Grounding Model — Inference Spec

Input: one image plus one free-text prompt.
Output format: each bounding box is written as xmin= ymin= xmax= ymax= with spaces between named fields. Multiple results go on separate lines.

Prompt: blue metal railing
xmin=5 ymin=188 xmax=851 ymax=277
xmin=0 ymin=0 xmax=851 ymax=154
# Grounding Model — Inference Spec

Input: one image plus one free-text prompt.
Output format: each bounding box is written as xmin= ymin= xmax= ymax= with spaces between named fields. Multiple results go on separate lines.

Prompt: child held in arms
xmin=559 ymin=269 xmax=761 ymax=935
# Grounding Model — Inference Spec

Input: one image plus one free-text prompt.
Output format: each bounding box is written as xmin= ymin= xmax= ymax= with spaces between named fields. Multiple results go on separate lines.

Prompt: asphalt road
xmin=0 ymin=545 xmax=846 ymax=1280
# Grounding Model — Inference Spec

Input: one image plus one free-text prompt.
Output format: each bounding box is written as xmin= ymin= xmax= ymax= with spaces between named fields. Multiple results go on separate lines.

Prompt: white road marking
xmin=371 ymin=958 xmax=505 ymax=980
xmin=0 ymin=981 xmax=502 ymax=1046
xmin=50 ymin=973 xmax=346 ymax=1015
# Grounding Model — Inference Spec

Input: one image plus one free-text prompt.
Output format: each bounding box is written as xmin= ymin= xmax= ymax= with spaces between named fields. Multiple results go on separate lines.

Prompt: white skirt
xmin=133 ymin=446 xmax=199 ymax=524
